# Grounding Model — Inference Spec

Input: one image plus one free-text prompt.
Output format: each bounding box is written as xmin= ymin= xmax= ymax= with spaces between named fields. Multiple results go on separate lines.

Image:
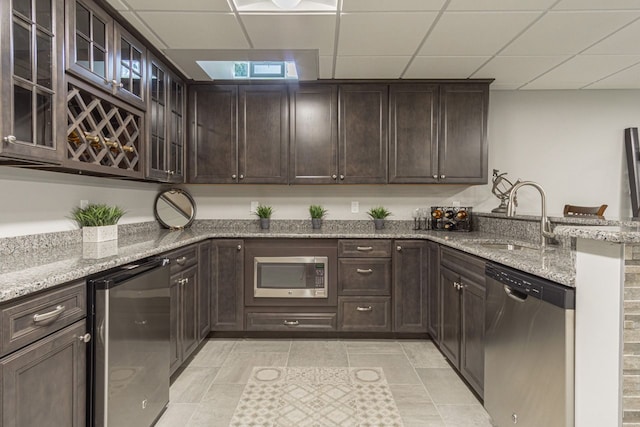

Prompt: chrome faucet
xmin=507 ymin=181 xmax=555 ymax=247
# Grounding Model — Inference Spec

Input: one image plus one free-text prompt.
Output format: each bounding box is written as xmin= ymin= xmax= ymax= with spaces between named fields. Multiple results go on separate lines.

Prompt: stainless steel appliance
xmin=485 ymin=262 xmax=575 ymax=427
xmin=254 ymin=256 xmax=328 ymax=298
xmin=87 ymin=257 xmax=170 ymax=427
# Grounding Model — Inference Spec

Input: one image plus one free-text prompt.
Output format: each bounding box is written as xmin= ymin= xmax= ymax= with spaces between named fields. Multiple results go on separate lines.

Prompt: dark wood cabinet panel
xmin=169 ymin=275 xmax=180 ymax=375
xmin=438 ymin=84 xmax=489 ymax=184
xmin=211 ymin=240 xmax=244 ymax=331
xmin=180 ymin=265 xmax=199 ymax=362
xmin=460 ymin=274 xmax=485 ymax=398
xmin=338 ymin=84 xmax=388 ymax=184
xmin=289 ymin=84 xmax=338 ymax=184
xmin=338 ymin=258 xmax=391 ymax=296
xmin=338 ymin=297 xmax=391 ymax=332
xmin=439 ymin=266 xmax=461 ymax=367
xmin=393 ymin=240 xmax=429 ymax=333
xmin=427 ymin=242 xmax=440 ymax=342
xmin=0 ymin=0 xmax=65 ymax=164
xmin=389 ymin=84 xmax=439 ymax=183
xmin=1 ymin=321 xmax=86 ymax=427
xmin=246 ymin=311 xmax=337 ymax=332
xmin=239 ymin=85 xmax=289 ymax=183
xmin=188 ymin=85 xmax=238 ymax=183
xmin=338 ymin=239 xmax=392 ymax=258
xmin=198 ymin=241 xmax=211 ymax=341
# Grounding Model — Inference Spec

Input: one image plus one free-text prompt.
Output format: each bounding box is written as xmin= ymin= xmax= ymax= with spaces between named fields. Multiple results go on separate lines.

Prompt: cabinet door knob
xmin=3 ymin=135 xmax=17 ymax=144
xmin=237 ymin=244 xmax=242 ymax=251
xmin=340 ymin=174 xmax=345 ymax=180
xmin=232 ymin=174 xmax=237 ymax=179
xmin=397 ymin=246 xmax=402 ymax=251
xmin=356 ymin=306 xmax=373 ymax=312
xmin=440 ymin=174 xmax=446 ymax=179
xmin=331 ymin=174 xmax=337 ymax=180
xmin=432 ymin=174 xmax=438 ymax=179
xmin=78 ymin=333 xmax=92 ymax=343
xmin=239 ymin=174 xmax=244 ymax=179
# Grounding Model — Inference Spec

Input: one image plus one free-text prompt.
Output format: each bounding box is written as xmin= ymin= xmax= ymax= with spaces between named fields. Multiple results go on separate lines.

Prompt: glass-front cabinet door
xmin=0 ymin=0 xmax=64 ymax=163
xmin=113 ymin=24 xmax=146 ymax=109
xmin=146 ymin=55 xmax=184 ymax=183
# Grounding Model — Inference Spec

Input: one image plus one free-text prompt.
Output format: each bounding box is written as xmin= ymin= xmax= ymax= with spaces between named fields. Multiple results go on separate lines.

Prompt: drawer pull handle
xmin=356 ymin=246 xmax=373 ymax=252
xmin=356 ymin=268 xmax=373 ymax=274
xmin=283 ymin=320 xmax=299 ymax=326
xmin=356 ymin=306 xmax=373 ymax=312
xmin=33 ymin=305 xmax=66 ymax=323
xmin=176 ymin=256 xmax=187 ymax=265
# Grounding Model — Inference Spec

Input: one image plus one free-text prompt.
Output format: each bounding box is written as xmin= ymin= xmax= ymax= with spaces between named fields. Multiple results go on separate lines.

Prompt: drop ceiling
xmin=106 ymin=0 xmax=640 ymax=89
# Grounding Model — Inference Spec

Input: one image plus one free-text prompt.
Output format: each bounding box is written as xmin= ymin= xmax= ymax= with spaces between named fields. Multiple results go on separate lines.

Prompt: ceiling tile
xmin=554 ymin=0 xmax=640 ymax=10
xmin=418 ymin=12 xmax=540 ymax=56
xmin=118 ymin=11 xmax=168 ymax=49
xmin=338 ymin=12 xmax=437 ymax=55
xmin=334 ymin=56 xmax=410 ymax=78
xmin=125 ymin=0 xmax=231 ymax=11
xmin=319 ymin=56 xmax=334 ymax=78
xmin=404 ymin=56 xmax=490 ymax=78
xmin=585 ymin=62 xmax=640 ymax=88
xmin=341 ymin=0 xmax=445 ymax=12
xmin=136 ymin=12 xmax=249 ymax=49
xmin=105 ymin=0 xmax=129 ymax=11
xmin=522 ymin=55 xmax=640 ymax=89
xmin=242 ymin=15 xmax=335 ymax=55
xmin=473 ymin=55 xmax=569 ymax=86
xmin=489 ymin=82 xmax=523 ymax=90
xmin=585 ymin=18 xmax=640 ymax=54
xmin=448 ymin=0 xmax=557 ymax=11
xmin=503 ymin=11 xmax=640 ymax=55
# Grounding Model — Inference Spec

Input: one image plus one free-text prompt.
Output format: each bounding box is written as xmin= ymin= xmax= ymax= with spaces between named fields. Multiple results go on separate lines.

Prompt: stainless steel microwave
xmin=254 ymin=256 xmax=328 ymax=298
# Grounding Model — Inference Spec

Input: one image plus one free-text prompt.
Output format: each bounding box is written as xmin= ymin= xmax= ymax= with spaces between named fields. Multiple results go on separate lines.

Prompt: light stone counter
xmin=0 ymin=224 xmax=575 ymax=303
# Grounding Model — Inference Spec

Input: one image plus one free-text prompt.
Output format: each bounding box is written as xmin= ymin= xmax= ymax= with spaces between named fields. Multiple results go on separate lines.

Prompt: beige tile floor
xmin=156 ymin=339 xmax=495 ymax=427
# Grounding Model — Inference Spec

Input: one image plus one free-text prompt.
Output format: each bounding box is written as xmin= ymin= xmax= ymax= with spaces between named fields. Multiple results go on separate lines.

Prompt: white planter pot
xmin=82 ymin=240 xmax=118 ymax=259
xmin=83 ymin=225 xmax=118 ymax=243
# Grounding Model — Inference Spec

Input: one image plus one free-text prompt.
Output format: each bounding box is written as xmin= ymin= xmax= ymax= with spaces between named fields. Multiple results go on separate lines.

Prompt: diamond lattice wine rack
xmin=66 ymin=77 xmax=144 ymax=178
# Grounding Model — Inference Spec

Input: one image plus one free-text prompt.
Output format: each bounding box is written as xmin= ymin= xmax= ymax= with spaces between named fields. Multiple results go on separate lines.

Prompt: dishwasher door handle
xmin=504 ymin=285 xmax=528 ymax=303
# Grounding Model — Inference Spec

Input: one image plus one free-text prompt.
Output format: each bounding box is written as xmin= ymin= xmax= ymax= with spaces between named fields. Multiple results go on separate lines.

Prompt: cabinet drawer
xmin=338 ymin=259 xmax=391 ymax=296
xmin=1 ymin=281 xmax=86 ymax=357
xmin=167 ymin=245 xmax=198 ymax=274
xmin=246 ymin=312 xmax=337 ymax=332
xmin=338 ymin=297 xmax=391 ymax=332
xmin=338 ymin=240 xmax=391 ymax=258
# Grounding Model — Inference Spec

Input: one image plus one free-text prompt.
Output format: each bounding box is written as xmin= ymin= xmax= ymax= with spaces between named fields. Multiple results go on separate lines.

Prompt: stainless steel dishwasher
xmin=87 ymin=257 xmax=170 ymax=427
xmin=484 ymin=262 xmax=575 ymax=427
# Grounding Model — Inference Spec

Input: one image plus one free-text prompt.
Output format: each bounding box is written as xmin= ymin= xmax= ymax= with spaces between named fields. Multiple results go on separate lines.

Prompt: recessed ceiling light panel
xmin=233 ymin=0 xmax=337 ymax=12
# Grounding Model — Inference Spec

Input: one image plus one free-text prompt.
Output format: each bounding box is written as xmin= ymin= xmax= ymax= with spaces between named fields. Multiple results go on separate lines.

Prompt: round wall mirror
xmin=154 ymin=189 xmax=196 ymax=229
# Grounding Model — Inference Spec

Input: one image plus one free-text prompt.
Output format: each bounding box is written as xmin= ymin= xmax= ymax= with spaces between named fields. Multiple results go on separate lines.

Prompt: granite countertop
xmin=0 ymin=226 xmax=576 ymax=303
xmin=554 ymin=224 xmax=640 ymax=243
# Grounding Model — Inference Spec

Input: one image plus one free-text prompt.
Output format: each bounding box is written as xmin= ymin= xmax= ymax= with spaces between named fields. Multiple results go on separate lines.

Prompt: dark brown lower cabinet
xmin=439 ymin=247 xmax=486 ymax=397
xmin=211 ymin=240 xmax=244 ymax=331
xmin=427 ymin=242 xmax=440 ymax=341
xmin=170 ymin=264 xmax=198 ymax=375
xmin=1 ymin=320 xmax=86 ymax=427
xmin=198 ymin=241 xmax=211 ymax=341
xmin=338 ymin=297 xmax=391 ymax=332
xmin=393 ymin=240 xmax=429 ymax=332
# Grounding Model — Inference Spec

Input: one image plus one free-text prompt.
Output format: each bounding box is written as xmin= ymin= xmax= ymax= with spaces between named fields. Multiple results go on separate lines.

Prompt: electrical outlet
xmin=250 ymin=201 xmax=259 ymax=213
xmin=351 ymin=201 xmax=359 ymax=213
xmin=80 ymin=200 xmax=89 ymax=209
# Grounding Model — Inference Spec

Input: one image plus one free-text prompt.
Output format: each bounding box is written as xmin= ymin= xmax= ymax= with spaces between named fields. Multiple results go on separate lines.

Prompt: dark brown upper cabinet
xmin=389 ymin=84 xmax=439 ymax=183
xmin=289 ymin=84 xmax=338 ymax=184
xmin=339 ymin=84 xmax=388 ymax=184
xmin=188 ymin=84 xmax=289 ymax=184
xmin=438 ymin=83 xmax=489 ymax=184
xmin=146 ymin=54 xmax=185 ymax=183
xmin=390 ymin=82 xmax=489 ymax=184
xmin=239 ymin=85 xmax=289 ymax=183
xmin=0 ymin=0 xmax=65 ymax=164
xmin=66 ymin=0 xmax=146 ymax=110
xmin=188 ymin=85 xmax=237 ymax=183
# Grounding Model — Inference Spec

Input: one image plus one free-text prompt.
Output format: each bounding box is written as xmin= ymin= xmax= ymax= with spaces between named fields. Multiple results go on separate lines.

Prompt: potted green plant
xmin=71 ymin=203 xmax=125 ymax=242
xmin=254 ymin=204 xmax=274 ymax=230
xmin=367 ymin=206 xmax=392 ymax=230
xmin=309 ymin=205 xmax=328 ymax=229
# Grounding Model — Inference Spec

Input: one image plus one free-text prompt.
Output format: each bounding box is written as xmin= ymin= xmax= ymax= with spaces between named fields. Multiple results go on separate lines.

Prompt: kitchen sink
xmin=478 ymin=243 xmax=539 ymax=252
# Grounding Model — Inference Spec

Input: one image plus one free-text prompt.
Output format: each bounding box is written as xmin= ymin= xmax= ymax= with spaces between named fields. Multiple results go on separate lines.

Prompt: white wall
xmin=1 ymin=89 xmax=639 ymax=238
